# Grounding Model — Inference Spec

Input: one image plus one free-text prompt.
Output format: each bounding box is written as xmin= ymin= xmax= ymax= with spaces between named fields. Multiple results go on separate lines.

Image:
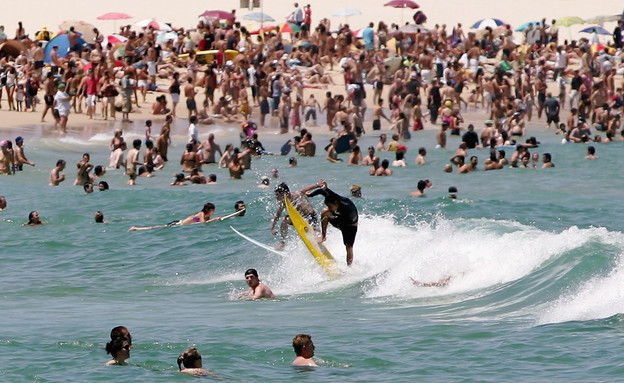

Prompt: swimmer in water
xmin=128 ymin=203 xmax=217 ymax=231
xmin=105 ymin=326 xmax=132 ymax=366
xmin=410 ymin=276 xmax=451 ymax=287
xmin=177 ymin=348 xmax=217 ymax=376
xmin=292 ymin=334 xmax=318 ymax=367
xmin=238 ymin=268 xmax=275 ymax=300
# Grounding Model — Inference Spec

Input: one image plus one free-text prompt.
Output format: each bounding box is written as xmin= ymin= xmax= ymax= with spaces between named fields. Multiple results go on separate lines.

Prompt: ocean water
xmin=2 ymin=117 xmax=624 ymax=382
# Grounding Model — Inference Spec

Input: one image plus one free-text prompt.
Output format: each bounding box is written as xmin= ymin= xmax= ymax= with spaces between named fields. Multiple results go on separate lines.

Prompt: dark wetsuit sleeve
xmin=307 ymin=187 xmax=329 ymax=199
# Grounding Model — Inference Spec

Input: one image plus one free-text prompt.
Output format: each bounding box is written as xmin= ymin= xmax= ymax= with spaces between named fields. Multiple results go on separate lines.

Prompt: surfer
xmin=308 ymin=180 xmax=358 ymax=266
xmin=271 ymin=182 xmax=321 ymax=249
xmin=128 ymin=203 xmax=216 ymax=231
xmin=238 ymin=268 xmax=275 ymax=300
xmin=292 ymin=334 xmax=318 ymax=367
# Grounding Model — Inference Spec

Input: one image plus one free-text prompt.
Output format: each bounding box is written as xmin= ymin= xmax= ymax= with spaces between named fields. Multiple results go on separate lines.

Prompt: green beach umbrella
xmin=554 ymin=16 xmax=584 ymax=27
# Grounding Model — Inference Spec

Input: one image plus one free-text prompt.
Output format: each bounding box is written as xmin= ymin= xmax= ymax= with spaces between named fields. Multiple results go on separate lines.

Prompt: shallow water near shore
xmin=2 ymin=116 xmax=624 ymax=382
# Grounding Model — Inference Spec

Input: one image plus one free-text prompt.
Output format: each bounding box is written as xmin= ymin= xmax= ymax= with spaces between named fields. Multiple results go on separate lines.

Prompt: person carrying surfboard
xmin=271 ymin=182 xmax=320 ymax=250
xmin=307 ymin=179 xmax=358 ymax=266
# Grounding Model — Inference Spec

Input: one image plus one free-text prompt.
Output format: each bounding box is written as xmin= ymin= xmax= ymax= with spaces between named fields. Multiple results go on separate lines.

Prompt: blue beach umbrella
xmin=579 ymin=26 xmax=611 ymax=35
xmin=515 ymin=21 xmax=541 ymax=32
xmin=243 ymin=12 xmax=275 ymax=22
xmin=471 ymin=18 xmax=506 ymax=30
xmin=44 ymin=33 xmax=86 ymax=63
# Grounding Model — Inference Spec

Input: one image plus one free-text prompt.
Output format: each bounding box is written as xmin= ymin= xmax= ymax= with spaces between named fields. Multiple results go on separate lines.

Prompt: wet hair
xmin=202 ymin=202 xmax=215 ymax=214
xmin=94 ymin=165 xmax=104 ymax=176
xmin=418 ymin=147 xmax=426 ymax=155
xmin=381 ymin=159 xmax=390 ymax=168
xmin=174 ymin=173 xmax=186 ymax=182
xmin=99 ymin=181 xmax=109 ymax=190
xmin=245 ymin=268 xmax=258 ymax=277
xmin=587 ymin=146 xmax=595 ymax=155
xmin=208 ymin=174 xmax=217 ymax=182
xmin=28 ymin=211 xmax=40 ymax=224
xmin=106 ymin=336 xmax=131 ymax=358
xmin=543 ymin=153 xmax=552 ymax=162
xmin=449 ymin=186 xmax=458 ymax=193
xmin=417 ymin=180 xmax=427 ymax=192
xmin=274 ymin=182 xmax=290 ymax=195
xmin=95 ymin=211 xmax=104 ymax=223
xmin=56 ymin=159 xmax=65 ymax=167
xmin=177 ymin=348 xmax=203 ymax=370
xmin=292 ymin=334 xmax=313 ymax=356
xmin=395 ymin=150 xmax=405 ymax=161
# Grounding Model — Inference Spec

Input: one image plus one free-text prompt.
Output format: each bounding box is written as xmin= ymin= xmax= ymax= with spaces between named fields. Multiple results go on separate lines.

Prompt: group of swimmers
xmin=105 ymin=321 xmax=320 ymax=373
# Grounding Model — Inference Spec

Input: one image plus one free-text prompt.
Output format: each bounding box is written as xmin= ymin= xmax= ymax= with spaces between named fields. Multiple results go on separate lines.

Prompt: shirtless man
xmin=199 ymin=133 xmax=222 ymax=164
xmin=292 ymin=334 xmax=318 ymax=367
xmin=437 ymin=122 xmax=449 ymax=148
xmin=271 ymin=182 xmax=320 ymax=249
xmin=297 ymin=132 xmax=316 ymax=157
xmin=361 ymin=146 xmax=378 ymax=165
xmin=375 ymin=159 xmax=393 ymax=176
xmin=41 ymin=73 xmax=56 ymax=121
xmin=49 ymin=159 xmax=66 ymax=186
xmin=372 ymin=98 xmax=391 ymax=131
xmin=238 ymin=268 xmax=275 ymax=300
xmin=74 ymin=153 xmax=93 ymax=186
xmin=13 ymin=137 xmax=35 ymax=171
xmin=125 ymin=139 xmax=142 ymax=182
xmin=180 ymin=74 xmax=197 ymax=116
xmin=376 ymin=134 xmax=387 ymax=152
xmin=180 ymin=143 xmax=198 ymax=172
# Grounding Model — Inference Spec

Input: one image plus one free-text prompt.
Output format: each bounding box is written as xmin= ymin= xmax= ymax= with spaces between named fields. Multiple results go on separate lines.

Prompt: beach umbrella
xmin=279 ymin=22 xmax=301 ymax=34
xmin=135 ymin=19 xmax=172 ymax=31
xmin=384 ymin=0 xmax=419 ymax=24
xmin=97 ymin=12 xmax=132 ymax=20
xmin=332 ymin=7 xmax=362 ymax=24
xmin=554 ymin=16 xmax=584 ymax=27
xmin=332 ymin=7 xmax=361 ymax=17
xmin=515 ymin=21 xmax=541 ymax=32
xmin=44 ymin=34 xmax=86 ymax=63
xmin=199 ymin=10 xmax=236 ymax=21
xmin=584 ymin=14 xmax=621 ymax=25
xmin=106 ymin=34 xmax=127 ymax=46
xmin=384 ymin=0 xmax=419 ymax=8
xmin=59 ymin=20 xmax=97 ymax=42
xmin=250 ymin=24 xmax=277 ymax=35
xmin=471 ymin=18 xmax=506 ymax=30
xmin=555 ymin=16 xmax=584 ymax=40
xmin=156 ymin=31 xmax=179 ymax=45
xmin=579 ymin=26 xmax=611 ymax=35
xmin=97 ymin=12 xmax=132 ymax=33
xmin=243 ymin=12 xmax=275 ymax=22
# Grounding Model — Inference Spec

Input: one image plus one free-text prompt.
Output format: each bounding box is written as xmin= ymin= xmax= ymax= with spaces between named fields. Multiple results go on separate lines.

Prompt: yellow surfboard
xmin=284 ymin=197 xmax=337 ymax=276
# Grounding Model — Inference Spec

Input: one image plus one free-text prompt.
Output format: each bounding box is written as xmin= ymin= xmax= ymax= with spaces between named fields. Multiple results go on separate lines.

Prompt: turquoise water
xmin=2 ymin=117 xmax=624 ymax=382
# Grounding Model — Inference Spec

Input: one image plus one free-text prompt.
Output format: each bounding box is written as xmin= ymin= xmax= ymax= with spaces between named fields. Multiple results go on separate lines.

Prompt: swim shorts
xmin=340 ymin=225 xmax=358 ymax=247
xmin=186 ymin=98 xmax=196 ymax=111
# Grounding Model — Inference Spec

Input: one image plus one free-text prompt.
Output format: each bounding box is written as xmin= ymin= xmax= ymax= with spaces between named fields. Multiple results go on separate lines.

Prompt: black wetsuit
xmin=309 ymin=187 xmax=358 ymax=246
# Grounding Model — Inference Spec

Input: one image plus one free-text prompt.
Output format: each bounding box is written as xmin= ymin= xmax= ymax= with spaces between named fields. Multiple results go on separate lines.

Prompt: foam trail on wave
xmin=537 ymin=228 xmax=624 ymax=324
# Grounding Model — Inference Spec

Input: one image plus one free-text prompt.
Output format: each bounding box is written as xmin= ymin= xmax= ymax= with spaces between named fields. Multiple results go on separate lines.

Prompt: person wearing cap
xmin=239 ymin=268 xmax=275 ymax=300
xmin=53 ymin=82 xmax=71 ymax=133
xmin=0 ymin=140 xmax=14 ymax=175
xmin=13 ymin=137 xmax=35 ymax=171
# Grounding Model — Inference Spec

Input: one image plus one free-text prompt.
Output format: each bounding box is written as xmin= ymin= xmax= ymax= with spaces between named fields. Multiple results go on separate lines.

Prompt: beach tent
xmin=0 ymin=40 xmax=26 ymax=59
xmin=44 ymin=34 xmax=86 ymax=63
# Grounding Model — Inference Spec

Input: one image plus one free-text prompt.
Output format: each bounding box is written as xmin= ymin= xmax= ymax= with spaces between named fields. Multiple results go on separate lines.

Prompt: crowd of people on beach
xmin=0 ymin=8 xmax=621 ymax=173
